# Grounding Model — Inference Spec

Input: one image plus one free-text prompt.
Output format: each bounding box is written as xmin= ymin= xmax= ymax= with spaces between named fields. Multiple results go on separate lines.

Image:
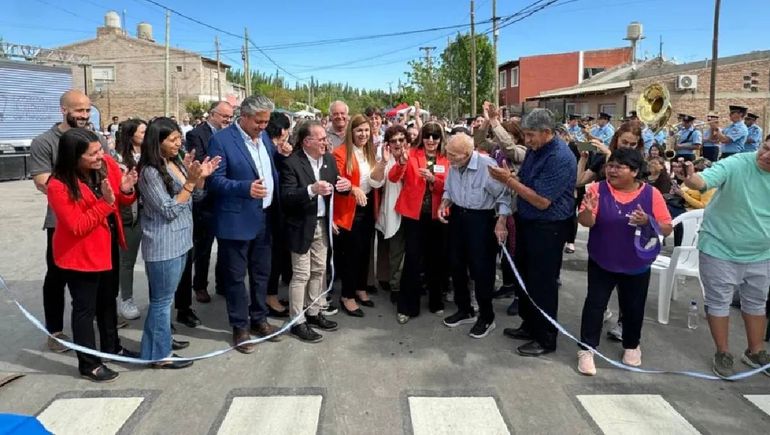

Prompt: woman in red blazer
xmin=388 ymin=122 xmax=450 ymax=323
xmin=47 ymin=128 xmax=138 ymax=382
xmin=332 ymin=114 xmax=387 ymax=316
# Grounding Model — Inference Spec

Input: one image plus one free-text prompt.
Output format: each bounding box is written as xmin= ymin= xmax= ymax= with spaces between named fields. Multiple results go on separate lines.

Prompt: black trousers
xmin=702 ymin=146 xmax=719 ymax=163
xmin=174 ymin=248 xmax=193 ymax=312
xmin=336 ymin=200 xmax=374 ymax=299
xmin=515 ymin=217 xmax=570 ymax=350
xmin=65 ymin=236 xmax=122 ymax=374
xmin=397 ymin=214 xmax=445 ymax=316
xmin=268 ymin=209 xmax=292 ymax=296
xmin=449 ymin=207 xmax=497 ymax=322
xmin=580 ymin=258 xmax=650 ymax=350
xmin=44 ymin=227 xmax=68 ymax=333
xmin=568 ymin=187 xmax=585 ymax=244
xmin=191 ymin=205 xmax=222 ymax=293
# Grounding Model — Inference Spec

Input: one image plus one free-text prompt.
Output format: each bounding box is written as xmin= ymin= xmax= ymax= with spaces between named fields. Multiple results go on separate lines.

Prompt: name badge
xmin=433 ymin=165 xmax=446 ymax=174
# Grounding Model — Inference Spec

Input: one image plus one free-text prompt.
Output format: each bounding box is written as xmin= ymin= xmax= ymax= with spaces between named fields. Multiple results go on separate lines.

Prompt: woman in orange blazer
xmin=388 ymin=122 xmax=450 ymax=323
xmin=332 ymin=114 xmax=386 ymax=316
xmin=47 ymin=128 xmax=138 ymax=382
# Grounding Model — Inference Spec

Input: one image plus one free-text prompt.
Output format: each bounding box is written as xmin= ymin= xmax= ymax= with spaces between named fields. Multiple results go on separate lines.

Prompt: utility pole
xmin=387 ymin=81 xmax=393 ymax=106
xmin=419 ymin=46 xmax=435 ymax=69
xmin=419 ymin=46 xmax=436 ymax=111
xmin=164 ymin=9 xmax=170 ymax=116
xmin=709 ymin=0 xmax=720 ymax=111
xmin=470 ymin=0 xmax=477 ymax=117
xmin=309 ymin=75 xmax=314 ymax=107
xmin=492 ymin=0 xmax=499 ymax=107
xmin=243 ymin=28 xmax=251 ymax=96
xmin=215 ymin=35 xmax=222 ymax=100
xmin=658 ymin=35 xmax=663 ymax=60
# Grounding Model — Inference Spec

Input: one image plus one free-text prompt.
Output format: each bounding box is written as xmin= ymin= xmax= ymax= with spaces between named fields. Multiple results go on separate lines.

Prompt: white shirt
xmin=304 ymin=150 xmax=326 ymax=217
xmin=236 ymin=123 xmax=274 ymax=208
xmin=354 ymin=147 xmax=373 ymax=194
xmin=375 ymin=156 xmax=403 ymax=239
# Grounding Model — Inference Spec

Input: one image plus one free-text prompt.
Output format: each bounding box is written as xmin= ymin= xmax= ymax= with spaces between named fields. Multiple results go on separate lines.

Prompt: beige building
xmin=53 ymin=11 xmax=245 ymax=124
xmin=529 ymin=50 xmax=770 ymax=129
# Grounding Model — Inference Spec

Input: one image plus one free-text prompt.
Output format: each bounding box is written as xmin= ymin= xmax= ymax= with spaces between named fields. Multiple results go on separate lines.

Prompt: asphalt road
xmin=0 ymin=179 xmax=768 ymax=435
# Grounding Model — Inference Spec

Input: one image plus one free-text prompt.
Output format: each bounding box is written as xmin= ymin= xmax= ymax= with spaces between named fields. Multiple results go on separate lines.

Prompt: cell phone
xmin=576 ymin=141 xmax=594 ymax=153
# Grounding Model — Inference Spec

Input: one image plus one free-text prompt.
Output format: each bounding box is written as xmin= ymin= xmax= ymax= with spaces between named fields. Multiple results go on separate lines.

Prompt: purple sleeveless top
xmin=587 ymin=181 xmax=655 ymax=273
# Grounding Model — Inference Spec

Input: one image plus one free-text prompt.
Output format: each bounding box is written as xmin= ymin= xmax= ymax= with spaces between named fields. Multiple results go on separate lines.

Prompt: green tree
xmin=441 ymin=32 xmax=495 ymax=117
xmin=184 ymin=100 xmax=208 ymax=118
xmin=404 ymin=57 xmax=452 ymax=117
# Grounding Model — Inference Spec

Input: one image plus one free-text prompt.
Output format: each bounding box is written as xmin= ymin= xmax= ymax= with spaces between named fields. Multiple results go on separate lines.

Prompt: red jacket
xmin=47 ymin=156 xmax=135 ymax=272
xmin=332 ymin=145 xmax=380 ymax=231
xmin=389 ymin=148 xmax=448 ymax=220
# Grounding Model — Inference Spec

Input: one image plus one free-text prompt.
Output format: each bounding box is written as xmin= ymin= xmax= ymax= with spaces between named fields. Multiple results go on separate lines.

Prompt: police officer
xmin=674 ymin=115 xmax=702 ymax=162
xmin=588 ymin=112 xmax=615 ymax=145
xmin=567 ymin=114 xmax=585 ymax=142
xmin=701 ymin=112 xmax=721 ymax=162
xmin=745 ymin=112 xmax=763 ymax=152
xmin=713 ymin=105 xmax=749 ymax=159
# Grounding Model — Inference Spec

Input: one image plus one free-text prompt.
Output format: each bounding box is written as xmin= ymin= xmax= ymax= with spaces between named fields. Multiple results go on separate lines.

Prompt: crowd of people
xmin=27 ymin=89 xmax=770 ymax=382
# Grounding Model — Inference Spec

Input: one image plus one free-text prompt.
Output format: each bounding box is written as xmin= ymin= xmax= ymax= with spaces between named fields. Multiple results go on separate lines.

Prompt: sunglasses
xmin=388 ymin=137 xmax=407 ymax=144
xmin=424 ymin=133 xmax=441 ymax=141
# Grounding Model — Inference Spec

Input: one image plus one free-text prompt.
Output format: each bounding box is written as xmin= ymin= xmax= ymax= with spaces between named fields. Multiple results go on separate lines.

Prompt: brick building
xmin=529 ymin=50 xmax=770 ymax=129
xmin=498 ymin=47 xmax=632 ymax=115
xmin=52 ymin=11 xmax=244 ymax=124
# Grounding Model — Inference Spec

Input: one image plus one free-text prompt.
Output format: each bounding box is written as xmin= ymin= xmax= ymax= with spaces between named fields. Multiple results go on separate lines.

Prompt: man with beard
xmin=29 ymin=90 xmax=101 ymax=352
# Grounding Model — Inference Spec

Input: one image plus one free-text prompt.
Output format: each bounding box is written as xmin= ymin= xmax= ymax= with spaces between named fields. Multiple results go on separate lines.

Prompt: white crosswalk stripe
xmin=216 ymin=395 xmax=323 ymax=435
xmin=408 ymin=396 xmax=510 ymax=435
xmin=744 ymin=395 xmax=770 ymax=416
xmin=37 ymin=397 xmax=144 ymax=435
xmin=577 ymin=394 xmax=699 ymax=435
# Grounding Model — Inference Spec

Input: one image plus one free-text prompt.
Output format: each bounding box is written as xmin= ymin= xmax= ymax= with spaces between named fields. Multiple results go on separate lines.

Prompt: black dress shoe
xmin=151 ymin=354 xmax=193 ymax=369
xmin=307 ymin=314 xmax=338 ymax=331
xmin=492 ymin=284 xmax=516 ymax=299
xmin=503 ymin=326 xmax=532 ymax=341
xmin=176 ymin=309 xmax=201 ymax=328
xmin=290 ymin=323 xmax=323 ymax=343
xmin=340 ymin=300 xmax=364 ymax=317
xmin=517 ymin=340 xmax=555 ymax=357
xmin=356 ymin=297 xmax=375 ymax=308
xmin=117 ymin=347 xmax=140 ymax=358
xmin=81 ymin=364 xmax=119 ymax=383
xmin=172 ymin=338 xmax=190 ymax=350
xmin=268 ymin=306 xmax=290 ymax=318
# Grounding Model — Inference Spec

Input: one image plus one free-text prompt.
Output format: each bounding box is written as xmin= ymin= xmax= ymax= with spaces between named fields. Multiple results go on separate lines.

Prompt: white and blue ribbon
xmin=0 ymin=194 xmax=337 ymax=365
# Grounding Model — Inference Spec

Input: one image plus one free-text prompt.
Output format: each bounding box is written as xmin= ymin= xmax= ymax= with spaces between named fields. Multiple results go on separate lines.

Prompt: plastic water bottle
xmin=687 ymin=300 xmax=699 ymax=330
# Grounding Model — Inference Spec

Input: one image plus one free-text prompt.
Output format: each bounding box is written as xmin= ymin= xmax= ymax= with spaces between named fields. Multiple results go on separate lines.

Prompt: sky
xmin=3 ymin=0 xmax=768 ymax=92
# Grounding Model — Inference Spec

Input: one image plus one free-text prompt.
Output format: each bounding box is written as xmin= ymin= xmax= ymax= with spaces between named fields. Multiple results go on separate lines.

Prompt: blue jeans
xmin=141 ymin=253 xmax=187 ymax=360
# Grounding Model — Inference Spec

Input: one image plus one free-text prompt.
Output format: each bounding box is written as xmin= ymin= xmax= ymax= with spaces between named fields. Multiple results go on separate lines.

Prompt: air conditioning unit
xmin=676 ymin=74 xmax=698 ymax=91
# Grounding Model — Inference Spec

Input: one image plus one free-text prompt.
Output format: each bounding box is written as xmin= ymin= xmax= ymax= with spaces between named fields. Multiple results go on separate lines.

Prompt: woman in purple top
xmin=576 ymin=148 xmax=673 ymax=376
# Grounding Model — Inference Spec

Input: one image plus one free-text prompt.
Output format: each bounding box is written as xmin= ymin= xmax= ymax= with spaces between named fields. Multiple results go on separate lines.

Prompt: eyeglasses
xmin=212 ymin=111 xmax=233 ymax=120
xmin=605 ymin=163 xmax=631 ymax=171
xmin=388 ymin=137 xmax=407 ymax=144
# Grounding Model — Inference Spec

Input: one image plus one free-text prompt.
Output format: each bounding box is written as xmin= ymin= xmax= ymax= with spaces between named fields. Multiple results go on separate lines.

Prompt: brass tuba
xmin=636 ymin=83 xmax=676 ymax=159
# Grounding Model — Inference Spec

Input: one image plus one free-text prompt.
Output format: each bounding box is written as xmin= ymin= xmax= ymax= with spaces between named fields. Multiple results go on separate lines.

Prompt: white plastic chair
xmin=654 ymin=209 xmax=705 ymax=324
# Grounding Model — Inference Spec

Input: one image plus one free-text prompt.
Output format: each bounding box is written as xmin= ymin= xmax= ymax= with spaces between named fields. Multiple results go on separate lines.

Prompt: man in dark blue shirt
xmin=489 ymin=108 xmax=577 ymax=356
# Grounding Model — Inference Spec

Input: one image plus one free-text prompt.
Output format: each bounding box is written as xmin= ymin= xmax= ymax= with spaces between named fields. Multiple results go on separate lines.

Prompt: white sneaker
xmin=607 ymin=322 xmax=623 ymax=341
xmin=603 ymin=309 xmax=613 ymax=322
xmin=577 ymin=350 xmax=596 ymax=376
xmin=622 ymin=346 xmax=642 ymax=367
xmin=118 ymin=298 xmax=140 ymax=320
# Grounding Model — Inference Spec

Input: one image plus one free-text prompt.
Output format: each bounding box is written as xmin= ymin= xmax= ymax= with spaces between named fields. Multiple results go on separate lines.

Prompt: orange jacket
xmin=389 ymin=147 xmax=448 ymax=220
xmin=332 ymin=145 xmax=381 ymax=231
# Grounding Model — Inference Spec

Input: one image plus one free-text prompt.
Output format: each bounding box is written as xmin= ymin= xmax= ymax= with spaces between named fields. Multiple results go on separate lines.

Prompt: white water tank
xmin=105 ymin=11 xmax=121 ymax=29
xmin=137 ymin=23 xmax=154 ymax=41
xmin=626 ymin=21 xmax=643 ymax=41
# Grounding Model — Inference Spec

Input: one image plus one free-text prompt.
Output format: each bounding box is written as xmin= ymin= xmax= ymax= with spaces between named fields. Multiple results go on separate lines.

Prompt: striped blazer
xmin=138 ymin=164 xmax=194 ymax=262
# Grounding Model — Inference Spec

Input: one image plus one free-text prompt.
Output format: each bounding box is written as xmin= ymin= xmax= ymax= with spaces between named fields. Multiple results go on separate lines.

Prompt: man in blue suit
xmin=207 ymin=95 xmax=283 ymax=353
